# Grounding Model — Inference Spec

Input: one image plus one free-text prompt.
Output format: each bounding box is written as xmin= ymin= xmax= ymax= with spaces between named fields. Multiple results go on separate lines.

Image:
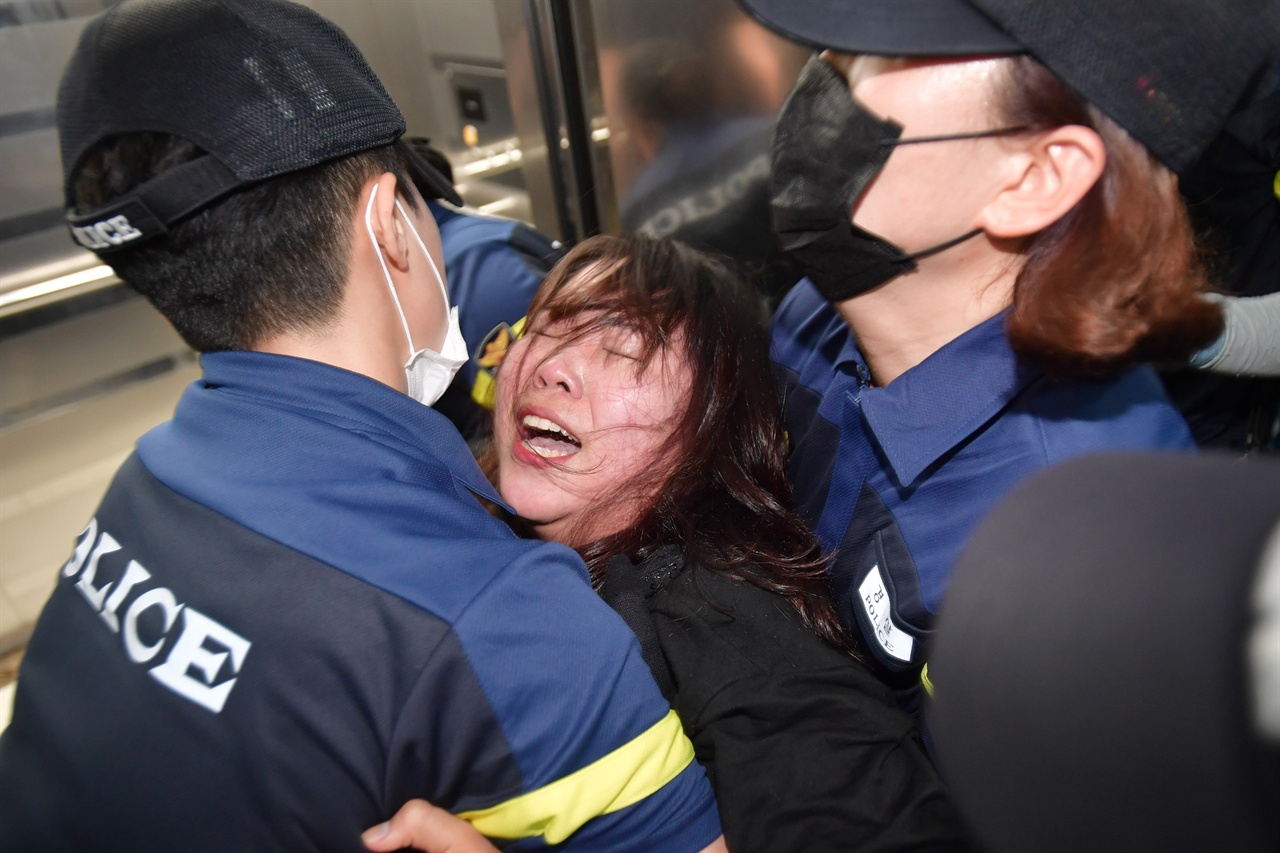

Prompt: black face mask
xmin=770 ymin=55 xmax=1026 ymax=302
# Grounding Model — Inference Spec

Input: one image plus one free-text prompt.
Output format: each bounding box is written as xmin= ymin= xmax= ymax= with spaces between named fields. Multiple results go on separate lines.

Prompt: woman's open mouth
xmin=519 ymin=414 xmax=582 ymax=459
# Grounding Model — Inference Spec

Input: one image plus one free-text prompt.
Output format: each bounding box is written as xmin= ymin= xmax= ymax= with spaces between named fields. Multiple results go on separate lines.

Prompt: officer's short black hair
xmin=72 ymin=134 xmax=416 ymax=352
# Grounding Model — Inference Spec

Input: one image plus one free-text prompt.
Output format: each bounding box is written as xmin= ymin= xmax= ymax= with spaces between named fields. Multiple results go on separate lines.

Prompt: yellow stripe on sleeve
xmin=920 ymin=662 xmax=934 ymax=697
xmin=456 ymin=708 xmax=695 ymax=844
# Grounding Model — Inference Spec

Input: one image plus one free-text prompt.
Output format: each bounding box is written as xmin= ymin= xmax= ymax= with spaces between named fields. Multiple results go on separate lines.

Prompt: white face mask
xmin=364 ymin=184 xmax=468 ymax=406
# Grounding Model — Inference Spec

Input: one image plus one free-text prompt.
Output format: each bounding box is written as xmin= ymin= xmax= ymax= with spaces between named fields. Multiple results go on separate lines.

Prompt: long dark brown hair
xmin=998 ymin=56 xmax=1223 ymax=377
xmin=482 ymin=234 xmax=857 ymax=657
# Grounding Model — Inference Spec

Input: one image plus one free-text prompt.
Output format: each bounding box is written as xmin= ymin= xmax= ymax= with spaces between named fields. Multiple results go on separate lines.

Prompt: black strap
xmin=66 ymin=155 xmax=244 ymax=253
xmin=887 ymin=125 xmax=1030 ymax=146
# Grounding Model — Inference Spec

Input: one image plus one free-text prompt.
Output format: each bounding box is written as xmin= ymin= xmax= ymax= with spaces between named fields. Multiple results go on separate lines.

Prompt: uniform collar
xmin=199 ymin=350 xmax=507 ymax=507
xmin=852 ymin=312 xmax=1043 ymax=487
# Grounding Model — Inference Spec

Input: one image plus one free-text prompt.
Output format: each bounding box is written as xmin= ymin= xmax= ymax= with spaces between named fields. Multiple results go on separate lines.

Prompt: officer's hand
xmin=363 ymin=800 xmax=497 ymax=853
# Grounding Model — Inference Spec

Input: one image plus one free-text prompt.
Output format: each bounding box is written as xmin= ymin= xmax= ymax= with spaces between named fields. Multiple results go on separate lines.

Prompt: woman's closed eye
xmin=600 ymin=328 xmax=647 ymax=363
xmin=603 ymin=347 xmax=642 ymax=363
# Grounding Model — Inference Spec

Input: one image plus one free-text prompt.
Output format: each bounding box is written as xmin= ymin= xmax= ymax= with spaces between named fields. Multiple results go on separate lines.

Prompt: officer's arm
xmin=363 ymin=803 xmax=728 ymax=853
xmin=424 ymin=543 xmax=721 ymax=850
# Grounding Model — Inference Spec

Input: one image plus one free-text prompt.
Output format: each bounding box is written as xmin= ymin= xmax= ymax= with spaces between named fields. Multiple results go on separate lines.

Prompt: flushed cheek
xmin=492 ymin=363 xmax=531 ymax=451
xmin=591 ymin=379 xmax=673 ymax=428
xmin=591 ymin=432 xmax=654 ymax=480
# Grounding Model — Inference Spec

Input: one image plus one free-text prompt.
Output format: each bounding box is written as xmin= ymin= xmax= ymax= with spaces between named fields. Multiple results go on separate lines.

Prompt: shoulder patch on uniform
xmin=471 ymin=317 xmax=526 ymax=410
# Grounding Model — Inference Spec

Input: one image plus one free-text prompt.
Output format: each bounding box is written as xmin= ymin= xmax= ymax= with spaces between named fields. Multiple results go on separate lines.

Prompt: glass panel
xmin=588 ymin=0 xmax=809 ymax=301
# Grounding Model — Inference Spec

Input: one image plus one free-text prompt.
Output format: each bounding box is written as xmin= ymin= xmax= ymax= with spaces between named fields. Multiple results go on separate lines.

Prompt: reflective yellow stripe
xmin=920 ymin=662 xmax=934 ymax=697
xmin=1273 ymin=169 xmax=1279 ymax=200
xmin=456 ymin=709 xmax=694 ymax=844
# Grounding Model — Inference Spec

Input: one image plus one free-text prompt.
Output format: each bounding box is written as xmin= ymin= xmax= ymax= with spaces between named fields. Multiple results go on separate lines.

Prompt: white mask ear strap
xmin=364 ymin=183 xmax=417 ymax=352
xmin=395 ymin=198 xmax=450 ymax=311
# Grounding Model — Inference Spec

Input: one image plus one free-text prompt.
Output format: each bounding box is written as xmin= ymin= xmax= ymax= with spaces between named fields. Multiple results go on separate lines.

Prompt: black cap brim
xmin=737 ymin=0 xmax=1022 ymax=56
xmin=406 ymin=145 xmax=464 ymax=207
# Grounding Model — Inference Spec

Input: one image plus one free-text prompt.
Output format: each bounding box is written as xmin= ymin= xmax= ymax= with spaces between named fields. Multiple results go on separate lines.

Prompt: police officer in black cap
xmin=0 ymin=2 xmax=723 ymax=850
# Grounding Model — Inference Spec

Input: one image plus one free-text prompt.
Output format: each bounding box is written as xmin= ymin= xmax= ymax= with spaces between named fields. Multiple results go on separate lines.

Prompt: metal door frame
xmin=496 ymin=0 xmax=616 ymax=244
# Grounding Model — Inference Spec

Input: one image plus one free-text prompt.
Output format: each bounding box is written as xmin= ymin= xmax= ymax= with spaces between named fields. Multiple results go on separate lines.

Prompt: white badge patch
xmin=859 ymin=564 xmax=914 ymax=662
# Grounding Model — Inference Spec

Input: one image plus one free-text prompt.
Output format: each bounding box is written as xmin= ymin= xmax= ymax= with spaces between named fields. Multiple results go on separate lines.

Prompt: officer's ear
xmin=365 ymin=172 xmax=411 ymax=270
xmin=978 ymin=125 xmax=1105 ymax=239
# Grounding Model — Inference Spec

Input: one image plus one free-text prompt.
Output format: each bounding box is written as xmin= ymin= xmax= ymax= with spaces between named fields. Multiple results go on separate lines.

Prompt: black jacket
xmin=605 ymin=548 xmax=974 ymax=852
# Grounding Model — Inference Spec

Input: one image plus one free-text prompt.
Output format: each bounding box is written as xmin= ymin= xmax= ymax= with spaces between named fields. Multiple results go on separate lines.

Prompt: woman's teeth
xmin=529 ymin=444 xmax=574 ymax=458
xmin=521 ymin=414 xmax=581 ymax=458
xmin=522 ymin=415 xmax=578 ymax=441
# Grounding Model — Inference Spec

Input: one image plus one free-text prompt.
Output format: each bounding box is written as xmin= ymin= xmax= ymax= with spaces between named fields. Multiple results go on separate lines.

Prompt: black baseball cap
xmin=738 ymin=0 xmax=1020 ymax=55
xmin=738 ymin=0 xmax=1280 ymax=174
xmin=57 ymin=0 xmax=461 ymax=255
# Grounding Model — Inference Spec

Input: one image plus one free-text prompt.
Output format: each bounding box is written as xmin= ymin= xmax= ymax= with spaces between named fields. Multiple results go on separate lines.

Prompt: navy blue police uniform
xmin=0 ymin=352 xmax=720 ymax=852
xmin=772 ymin=280 xmax=1197 ymax=706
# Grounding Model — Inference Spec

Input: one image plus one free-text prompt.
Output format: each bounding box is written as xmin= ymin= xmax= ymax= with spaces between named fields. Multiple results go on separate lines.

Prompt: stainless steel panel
xmin=311 ymin=0 xmax=537 ymax=232
xmin=0 ymin=291 xmax=191 ymax=423
xmin=496 ymin=0 xmax=576 ymax=241
xmin=0 ymin=4 xmax=112 ymax=286
xmin=567 ymin=0 xmax=620 ymax=236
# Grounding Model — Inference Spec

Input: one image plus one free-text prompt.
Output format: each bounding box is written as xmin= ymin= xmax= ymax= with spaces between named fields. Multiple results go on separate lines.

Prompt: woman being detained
xmin=373 ymin=234 xmax=971 ymax=852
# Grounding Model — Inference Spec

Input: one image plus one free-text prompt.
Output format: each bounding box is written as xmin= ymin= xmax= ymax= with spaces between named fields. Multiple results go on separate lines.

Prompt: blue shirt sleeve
xmin=450 ymin=543 xmax=722 ymax=851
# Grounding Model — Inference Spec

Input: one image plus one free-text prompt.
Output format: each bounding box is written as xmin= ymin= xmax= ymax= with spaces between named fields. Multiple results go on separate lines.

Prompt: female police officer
xmin=740 ymin=0 xmax=1279 ymax=719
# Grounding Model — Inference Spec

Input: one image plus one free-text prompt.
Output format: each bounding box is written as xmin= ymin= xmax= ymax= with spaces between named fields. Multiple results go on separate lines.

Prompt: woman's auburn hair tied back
xmin=999 ymin=56 xmax=1222 ymax=377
